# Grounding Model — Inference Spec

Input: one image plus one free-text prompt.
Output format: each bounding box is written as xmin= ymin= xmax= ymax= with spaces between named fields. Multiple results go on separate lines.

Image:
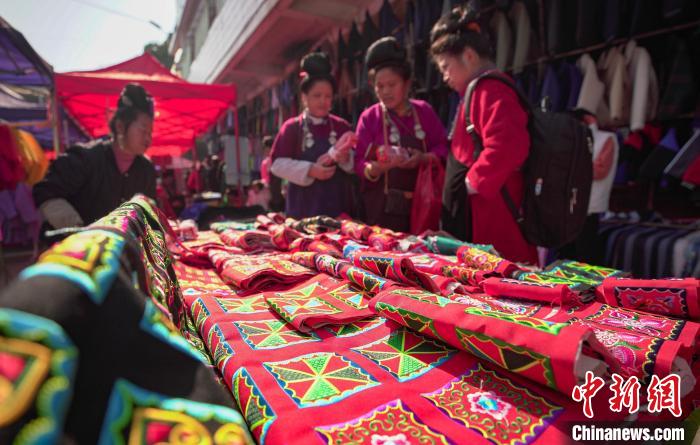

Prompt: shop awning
xmin=0 ymin=17 xmax=52 ymax=87
xmin=55 ymin=53 xmax=237 ymax=156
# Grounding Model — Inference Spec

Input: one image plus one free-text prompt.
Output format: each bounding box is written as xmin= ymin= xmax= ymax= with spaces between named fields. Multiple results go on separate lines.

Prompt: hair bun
xmin=455 ymin=5 xmax=482 ymax=33
xmin=118 ymin=83 xmax=153 ymax=116
xmin=365 ymin=37 xmax=406 ymax=71
xmin=300 ymin=52 xmax=332 ymax=77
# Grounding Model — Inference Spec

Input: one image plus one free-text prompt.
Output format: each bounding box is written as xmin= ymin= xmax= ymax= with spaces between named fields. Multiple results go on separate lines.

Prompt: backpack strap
xmin=464 ymin=71 xmax=532 ymax=161
xmin=463 ymin=71 xmax=529 ymax=227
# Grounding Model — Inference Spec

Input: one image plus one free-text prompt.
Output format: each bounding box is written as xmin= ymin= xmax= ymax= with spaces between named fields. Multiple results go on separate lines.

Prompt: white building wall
xmin=187 ymin=0 xmax=280 ymax=83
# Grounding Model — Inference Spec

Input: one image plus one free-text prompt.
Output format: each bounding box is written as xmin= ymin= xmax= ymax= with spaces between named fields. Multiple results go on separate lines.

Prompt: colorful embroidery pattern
xmin=140 ymin=300 xmax=206 ymax=362
xmin=423 ymin=364 xmax=562 ymax=445
xmin=264 ymin=352 xmax=379 ymax=408
xmin=578 ymin=320 xmax=663 ymax=384
xmin=20 ymin=229 xmax=125 ymax=305
xmin=352 ymin=328 xmax=455 ymax=382
xmin=233 ymin=319 xmax=319 ymax=350
xmin=266 ymin=281 xmax=342 ymax=324
xmin=191 ymin=298 xmax=211 ymax=333
xmin=464 ymin=307 xmax=567 ymax=335
xmin=315 ymin=399 xmax=450 ymax=445
xmin=0 ymin=309 xmax=77 ymax=445
xmin=216 ymin=295 xmax=269 ymax=314
xmin=328 ymin=284 xmax=368 ymax=309
xmin=614 ymin=287 xmax=688 ymax=318
xmin=100 ymin=378 xmax=252 ymax=445
xmin=388 ymin=288 xmax=456 ymax=308
xmin=207 ymin=325 xmax=235 ymax=371
xmin=584 ymin=305 xmax=684 ymax=341
xmin=456 ymin=328 xmax=557 ymax=390
xmin=514 ymin=271 xmax=592 ymax=293
xmin=324 ymin=318 xmax=385 ymax=338
xmin=373 ymin=302 xmax=444 ymax=341
xmin=232 ymin=368 xmax=276 ymax=444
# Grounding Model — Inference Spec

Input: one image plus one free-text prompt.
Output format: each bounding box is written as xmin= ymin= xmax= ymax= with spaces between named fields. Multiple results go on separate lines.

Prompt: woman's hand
xmin=317 ymin=153 xmax=334 ymax=166
xmin=332 ymin=131 xmax=357 ymax=164
xmin=309 ymin=161 xmax=336 ymax=180
xmin=397 ymin=149 xmax=423 ymax=169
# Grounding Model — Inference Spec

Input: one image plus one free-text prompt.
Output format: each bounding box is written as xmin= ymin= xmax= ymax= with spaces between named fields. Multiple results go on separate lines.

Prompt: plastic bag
xmin=410 ymin=156 xmax=445 ymax=234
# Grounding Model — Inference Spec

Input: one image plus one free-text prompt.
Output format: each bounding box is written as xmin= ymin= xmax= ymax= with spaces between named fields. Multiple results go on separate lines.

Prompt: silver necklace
xmin=302 ymin=111 xmax=336 ymax=151
xmin=382 ymin=102 xmax=425 ymax=144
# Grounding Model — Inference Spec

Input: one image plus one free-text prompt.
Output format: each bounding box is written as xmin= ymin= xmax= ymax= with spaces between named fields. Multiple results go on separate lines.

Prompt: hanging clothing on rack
xmin=597 ymin=46 xmax=631 ymax=127
xmin=576 ymin=53 xmax=605 ymax=116
xmin=657 ymin=36 xmax=698 ymax=120
xmin=624 ymin=40 xmax=658 ymax=131
xmin=490 ymin=10 xmax=513 ymax=72
xmin=599 ymin=220 xmax=700 ymax=277
xmin=509 ymin=1 xmax=532 ymax=74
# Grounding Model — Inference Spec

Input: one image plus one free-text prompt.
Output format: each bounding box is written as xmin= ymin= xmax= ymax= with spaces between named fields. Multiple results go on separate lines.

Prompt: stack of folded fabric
xmin=6 ymin=196 xmax=700 ymax=445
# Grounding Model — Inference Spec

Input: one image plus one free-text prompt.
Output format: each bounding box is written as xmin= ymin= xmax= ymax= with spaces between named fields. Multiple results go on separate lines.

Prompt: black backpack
xmin=464 ymin=72 xmax=594 ymax=248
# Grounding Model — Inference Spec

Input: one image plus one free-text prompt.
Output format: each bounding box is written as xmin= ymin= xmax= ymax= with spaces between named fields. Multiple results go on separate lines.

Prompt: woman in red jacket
xmin=431 ymin=5 xmax=537 ymax=264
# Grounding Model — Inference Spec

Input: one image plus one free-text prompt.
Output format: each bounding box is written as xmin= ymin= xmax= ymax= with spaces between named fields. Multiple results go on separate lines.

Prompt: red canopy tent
xmin=54 ymin=53 xmax=237 ymax=157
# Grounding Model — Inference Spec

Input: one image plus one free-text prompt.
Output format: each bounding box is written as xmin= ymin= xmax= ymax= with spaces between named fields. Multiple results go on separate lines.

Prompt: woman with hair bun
xmin=33 ymin=83 xmax=157 ymax=228
xmin=431 ymin=5 xmax=537 ymax=264
xmin=354 ymin=36 xmax=448 ymax=233
xmin=270 ymin=51 xmax=356 ymax=219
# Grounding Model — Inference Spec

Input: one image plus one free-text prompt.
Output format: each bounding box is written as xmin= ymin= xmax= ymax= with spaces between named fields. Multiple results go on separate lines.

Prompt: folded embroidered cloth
xmin=370 ymin=286 xmax=617 ymax=394
xmin=288 ymin=215 xmax=341 ymax=234
xmin=289 ymin=235 xmax=344 ymax=257
xmin=597 ymin=277 xmax=700 ymax=320
xmin=423 ymin=235 xmax=495 ymax=255
xmin=266 ymin=274 xmax=374 ymax=332
xmin=268 ymin=224 xmax=303 ymax=250
xmin=456 ymin=246 xmax=522 ymax=277
xmin=340 ymin=220 xmax=373 ymax=241
xmin=345 ymin=250 xmax=441 ymax=294
xmin=209 ymin=250 xmax=314 ymax=294
xmin=219 ymin=229 xmax=276 ymax=253
xmin=482 ymin=278 xmax=579 ymax=305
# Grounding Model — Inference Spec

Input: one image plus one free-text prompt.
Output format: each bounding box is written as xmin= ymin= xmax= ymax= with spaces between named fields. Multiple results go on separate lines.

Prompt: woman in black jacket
xmin=33 ymin=83 xmax=157 ymax=228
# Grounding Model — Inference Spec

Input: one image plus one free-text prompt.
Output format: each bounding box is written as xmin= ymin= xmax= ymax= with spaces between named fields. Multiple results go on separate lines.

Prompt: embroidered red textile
xmin=269 ymin=224 xmax=304 ymax=250
xmin=265 ymin=274 xmax=374 ymax=332
xmin=173 ymin=231 xmax=243 ymax=268
xmin=404 ymin=253 xmax=456 ymax=275
xmin=550 ymin=303 xmax=700 ymax=388
xmin=370 ymin=287 xmax=617 ymax=394
xmin=170 ymin=224 xmax=700 ymax=445
xmin=482 ymin=278 xmax=578 ymax=305
xmin=289 ymin=235 xmax=344 ymax=257
xmin=440 ymin=265 xmax=492 ymax=287
xmin=457 ymin=245 xmax=522 ymax=277
xmin=187 ymin=282 xmax=591 ymax=445
xmin=598 ymin=278 xmax=700 ymax=320
xmin=209 ymin=250 xmax=315 ymax=295
xmin=346 ymin=250 xmax=441 ymax=294
xmin=219 ymin=229 xmax=276 ymax=253
xmin=340 ymin=220 xmax=373 ymax=241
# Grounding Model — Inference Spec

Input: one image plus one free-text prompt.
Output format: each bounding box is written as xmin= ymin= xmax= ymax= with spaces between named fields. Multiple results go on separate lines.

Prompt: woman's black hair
xmin=365 ymin=36 xmax=411 ymax=82
xmin=108 ymin=83 xmax=154 ymax=136
xmin=430 ymin=5 xmax=492 ymax=59
xmin=262 ymin=135 xmax=274 ymax=149
xmin=299 ymin=52 xmax=336 ymax=94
